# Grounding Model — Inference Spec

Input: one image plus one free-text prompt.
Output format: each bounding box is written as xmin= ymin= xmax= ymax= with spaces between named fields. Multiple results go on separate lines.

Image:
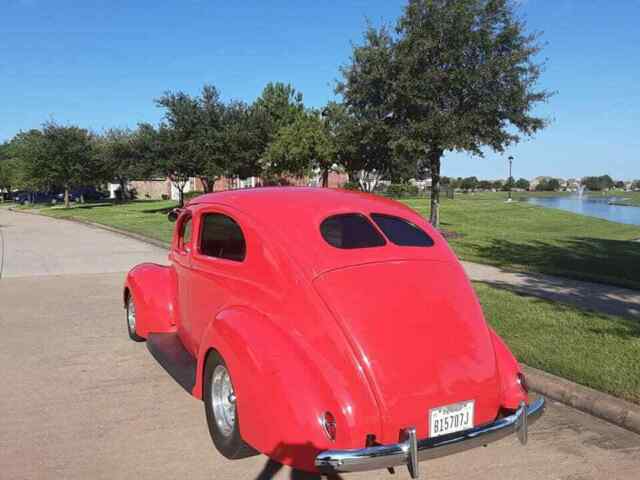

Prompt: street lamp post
xmin=508 ymin=156 xmax=514 ymax=202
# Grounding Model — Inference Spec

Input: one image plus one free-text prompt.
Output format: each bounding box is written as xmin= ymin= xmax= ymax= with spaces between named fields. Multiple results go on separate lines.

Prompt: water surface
xmin=526 ymin=195 xmax=640 ymax=226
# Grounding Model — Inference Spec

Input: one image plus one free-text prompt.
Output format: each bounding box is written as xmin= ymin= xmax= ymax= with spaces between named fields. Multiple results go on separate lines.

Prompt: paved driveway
xmin=1 ymin=208 xmax=639 ymax=480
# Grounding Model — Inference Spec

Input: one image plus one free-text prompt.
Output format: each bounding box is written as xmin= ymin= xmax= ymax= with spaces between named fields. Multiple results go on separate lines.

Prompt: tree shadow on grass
xmin=56 ymin=202 xmax=115 ymax=210
xmin=472 ymin=237 xmax=640 ymax=319
xmin=140 ymin=206 xmax=176 ymax=214
xmin=474 ymin=237 xmax=640 ymax=289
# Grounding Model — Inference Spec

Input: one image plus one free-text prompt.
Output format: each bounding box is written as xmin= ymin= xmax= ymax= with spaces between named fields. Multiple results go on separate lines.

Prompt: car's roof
xmin=189 ymin=186 xmax=413 ymax=215
xmin=188 ymin=187 xmax=455 ymax=277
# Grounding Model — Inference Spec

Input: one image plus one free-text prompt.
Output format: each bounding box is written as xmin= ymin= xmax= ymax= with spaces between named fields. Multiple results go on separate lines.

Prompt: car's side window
xmin=179 ymin=216 xmax=193 ymax=252
xmin=199 ymin=213 xmax=246 ymax=262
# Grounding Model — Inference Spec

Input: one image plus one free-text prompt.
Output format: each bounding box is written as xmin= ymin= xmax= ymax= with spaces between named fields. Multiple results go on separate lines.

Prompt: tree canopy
xmin=339 ymin=0 xmax=552 ymax=226
xmin=583 ymin=175 xmax=615 ymax=191
xmin=264 ymin=111 xmax=335 ymax=186
xmin=11 ymin=123 xmax=97 ymax=207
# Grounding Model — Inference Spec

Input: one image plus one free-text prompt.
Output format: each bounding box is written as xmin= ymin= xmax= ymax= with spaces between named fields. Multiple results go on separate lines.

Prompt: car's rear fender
xmin=124 ymin=263 xmax=177 ymax=338
xmin=194 ymin=306 xmax=382 ymax=472
xmin=489 ymin=328 xmax=528 ymax=409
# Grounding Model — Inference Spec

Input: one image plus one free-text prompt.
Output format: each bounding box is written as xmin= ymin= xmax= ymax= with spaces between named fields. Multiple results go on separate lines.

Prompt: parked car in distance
xmin=55 ymin=187 xmax=108 ymax=202
xmin=14 ymin=191 xmax=60 ymax=205
xmin=124 ymin=187 xmax=544 ymax=478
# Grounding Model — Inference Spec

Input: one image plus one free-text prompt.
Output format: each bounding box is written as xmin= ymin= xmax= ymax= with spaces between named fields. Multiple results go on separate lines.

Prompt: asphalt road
xmin=1 ymin=207 xmax=640 ymax=480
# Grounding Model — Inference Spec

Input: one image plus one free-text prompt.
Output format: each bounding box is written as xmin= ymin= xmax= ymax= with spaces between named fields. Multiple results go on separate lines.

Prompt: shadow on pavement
xmin=254 ymin=442 xmax=344 ymax=480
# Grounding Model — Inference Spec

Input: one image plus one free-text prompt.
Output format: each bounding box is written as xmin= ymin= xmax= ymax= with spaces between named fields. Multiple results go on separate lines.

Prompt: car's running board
xmin=147 ymin=333 xmax=197 ymax=394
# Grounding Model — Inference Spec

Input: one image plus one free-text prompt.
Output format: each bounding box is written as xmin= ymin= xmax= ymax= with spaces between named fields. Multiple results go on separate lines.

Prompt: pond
xmin=526 ymin=195 xmax=640 ymax=226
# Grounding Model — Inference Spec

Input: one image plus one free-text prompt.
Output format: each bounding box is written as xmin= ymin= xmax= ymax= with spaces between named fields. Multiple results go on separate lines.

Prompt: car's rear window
xmin=320 ymin=214 xmax=386 ymax=249
xmin=370 ymin=213 xmax=434 ymax=247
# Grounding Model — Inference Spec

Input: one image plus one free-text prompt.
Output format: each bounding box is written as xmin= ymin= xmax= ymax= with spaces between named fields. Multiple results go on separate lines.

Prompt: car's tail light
xmin=321 ymin=411 xmax=337 ymax=441
xmin=517 ymin=372 xmax=529 ymax=393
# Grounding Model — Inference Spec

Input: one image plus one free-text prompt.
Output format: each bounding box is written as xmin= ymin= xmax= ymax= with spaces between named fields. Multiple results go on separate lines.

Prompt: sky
xmin=1 ymin=0 xmax=639 ymax=180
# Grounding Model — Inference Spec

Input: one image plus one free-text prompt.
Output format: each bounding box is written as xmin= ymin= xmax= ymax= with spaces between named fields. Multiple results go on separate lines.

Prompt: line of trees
xmin=582 ymin=175 xmax=614 ymax=192
xmin=443 ymin=176 xmax=530 ymax=192
xmin=0 ymin=0 xmax=551 ymax=225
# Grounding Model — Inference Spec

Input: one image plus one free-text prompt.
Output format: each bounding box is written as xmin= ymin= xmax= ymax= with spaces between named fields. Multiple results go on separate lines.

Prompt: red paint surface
xmin=125 ymin=187 xmax=527 ymax=471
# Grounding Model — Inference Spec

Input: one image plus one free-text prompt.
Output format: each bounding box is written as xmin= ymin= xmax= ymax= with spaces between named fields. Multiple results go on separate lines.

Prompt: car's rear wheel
xmin=125 ymin=294 xmax=145 ymax=342
xmin=204 ymin=350 xmax=256 ymax=459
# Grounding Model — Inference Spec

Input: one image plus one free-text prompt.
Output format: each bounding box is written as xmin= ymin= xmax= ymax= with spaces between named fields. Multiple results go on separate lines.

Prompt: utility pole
xmin=508 ymin=156 xmax=514 ymax=202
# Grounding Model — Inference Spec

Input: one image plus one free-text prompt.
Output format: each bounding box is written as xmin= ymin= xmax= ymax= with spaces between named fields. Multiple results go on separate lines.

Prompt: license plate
xmin=429 ymin=400 xmax=474 ymax=437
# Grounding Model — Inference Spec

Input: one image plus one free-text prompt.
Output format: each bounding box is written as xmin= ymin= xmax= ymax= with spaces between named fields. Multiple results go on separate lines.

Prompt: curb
xmin=7 ymin=207 xmax=640 ymax=436
xmin=522 ymin=365 xmax=640 ymax=436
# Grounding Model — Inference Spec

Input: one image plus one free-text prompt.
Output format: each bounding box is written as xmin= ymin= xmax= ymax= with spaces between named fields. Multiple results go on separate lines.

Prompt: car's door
xmin=188 ymin=206 xmax=249 ymax=353
xmin=171 ymin=210 xmax=195 ymax=353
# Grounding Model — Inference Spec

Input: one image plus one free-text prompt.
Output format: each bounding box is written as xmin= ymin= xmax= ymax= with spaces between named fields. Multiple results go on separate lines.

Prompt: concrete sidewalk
xmin=463 ymin=261 xmax=640 ymax=319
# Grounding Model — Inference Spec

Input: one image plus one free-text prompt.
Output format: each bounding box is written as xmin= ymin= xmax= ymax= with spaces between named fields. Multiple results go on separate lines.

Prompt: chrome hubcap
xmin=127 ymin=299 xmax=136 ymax=333
xmin=211 ymin=365 xmax=236 ymax=438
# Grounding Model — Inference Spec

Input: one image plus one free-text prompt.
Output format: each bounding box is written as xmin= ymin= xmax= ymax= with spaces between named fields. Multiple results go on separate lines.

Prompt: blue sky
xmin=1 ymin=0 xmax=639 ymax=180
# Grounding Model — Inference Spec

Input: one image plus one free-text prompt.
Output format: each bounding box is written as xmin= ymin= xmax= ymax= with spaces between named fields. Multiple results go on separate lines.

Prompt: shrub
xmin=386 ymin=183 xmax=420 ymax=198
xmin=341 ymin=181 xmax=361 ymax=191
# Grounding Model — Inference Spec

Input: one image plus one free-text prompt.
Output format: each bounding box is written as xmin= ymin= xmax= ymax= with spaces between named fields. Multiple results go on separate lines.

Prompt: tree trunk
xmin=322 ymin=168 xmax=329 ymax=188
xmin=119 ymin=179 xmax=128 ymax=202
xmin=200 ymin=177 xmax=216 ymax=193
xmin=64 ymin=187 xmax=70 ymax=208
xmin=80 ymin=193 xmax=85 ymax=204
xmin=178 ymin=187 xmax=184 ymax=207
xmin=429 ymin=148 xmax=443 ymax=228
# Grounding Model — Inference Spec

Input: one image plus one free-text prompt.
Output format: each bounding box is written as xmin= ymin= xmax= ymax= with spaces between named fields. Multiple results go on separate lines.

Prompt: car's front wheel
xmin=125 ymin=294 xmax=145 ymax=342
xmin=204 ymin=350 xmax=256 ymax=459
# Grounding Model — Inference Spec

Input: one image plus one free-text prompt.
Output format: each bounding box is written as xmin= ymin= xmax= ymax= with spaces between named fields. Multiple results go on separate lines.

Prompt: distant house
xmin=109 ymin=172 xmax=348 ymax=201
xmin=409 ymin=178 xmax=432 ymax=190
xmin=529 ymin=176 xmax=552 ymax=191
xmin=565 ymin=178 xmax=580 ymax=192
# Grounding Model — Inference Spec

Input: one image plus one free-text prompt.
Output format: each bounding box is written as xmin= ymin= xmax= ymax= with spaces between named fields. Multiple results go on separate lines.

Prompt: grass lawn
xmin=606 ymin=191 xmax=640 ymax=207
xmin=36 ymin=200 xmax=177 ymax=244
xmin=476 ymin=282 xmax=640 ymax=404
xmin=403 ymin=192 xmax=640 ymax=289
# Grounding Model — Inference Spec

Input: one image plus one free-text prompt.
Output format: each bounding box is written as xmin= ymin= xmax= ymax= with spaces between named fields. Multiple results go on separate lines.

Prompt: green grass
xmin=38 ymin=200 xmax=177 ymax=244
xmin=606 ymin=191 xmax=640 ymax=207
xmin=402 ymin=192 xmax=640 ymax=289
xmin=476 ymin=282 xmax=640 ymax=404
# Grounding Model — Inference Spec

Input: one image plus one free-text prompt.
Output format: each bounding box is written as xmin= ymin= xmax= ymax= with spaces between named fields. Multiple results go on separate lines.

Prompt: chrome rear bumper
xmin=315 ymin=397 xmax=545 ymax=479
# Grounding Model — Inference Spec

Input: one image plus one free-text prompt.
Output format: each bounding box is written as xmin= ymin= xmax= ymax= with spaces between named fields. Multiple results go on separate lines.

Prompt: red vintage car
xmin=124 ymin=187 xmax=544 ymax=478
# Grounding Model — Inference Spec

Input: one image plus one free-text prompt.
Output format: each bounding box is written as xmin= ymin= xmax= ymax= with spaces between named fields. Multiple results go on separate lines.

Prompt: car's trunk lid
xmin=313 ymin=259 xmax=501 ymax=443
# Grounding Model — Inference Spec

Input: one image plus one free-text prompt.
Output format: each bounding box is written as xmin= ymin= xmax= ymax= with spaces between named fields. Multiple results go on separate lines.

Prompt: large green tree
xmin=11 ymin=124 xmax=96 ymax=207
xmin=253 ymin=82 xmax=305 ymax=140
xmin=221 ymin=100 xmax=269 ymax=180
xmin=336 ymin=27 xmax=399 ymax=191
xmin=264 ymin=111 xmax=335 ymax=186
xmin=155 ymin=91 xmax=203 ymax=205
xmin=0 ymin=143 xmax=18 ymax=202
xmin=582 ymin=175 xmax=614 ymax=191
xmin=340 ymin=0 xmax=552 ymax=226
xmin=194 ymin=85 xmax=226 ymax=192
xmin=96 ymin=128 xmax=141 ymax=201
xmin=515 ymin=177 xmax=530 ymax=190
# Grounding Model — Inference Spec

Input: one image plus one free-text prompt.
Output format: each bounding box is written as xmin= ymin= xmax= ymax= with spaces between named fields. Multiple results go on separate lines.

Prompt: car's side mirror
xmin=168 ymin=208 xmax=182 ymax=223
